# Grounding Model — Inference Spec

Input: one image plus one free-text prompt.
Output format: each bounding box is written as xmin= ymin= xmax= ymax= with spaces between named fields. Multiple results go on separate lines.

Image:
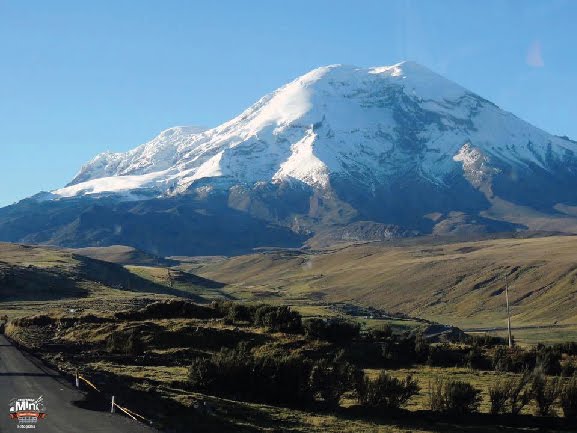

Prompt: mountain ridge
xmin=3 ymin=61 xmax=577 ymax=255
xmin=54 ymin=61 xmax=577 ymax=201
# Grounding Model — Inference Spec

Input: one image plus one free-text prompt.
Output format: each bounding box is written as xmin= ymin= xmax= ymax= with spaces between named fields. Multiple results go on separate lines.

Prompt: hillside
xmin=0 ymin=242 xmax=215 ymax=303
xmin=69 ymin=245 xmax=177 ymax=266
xmin=193 ymin=235 xmax=577 ymax=328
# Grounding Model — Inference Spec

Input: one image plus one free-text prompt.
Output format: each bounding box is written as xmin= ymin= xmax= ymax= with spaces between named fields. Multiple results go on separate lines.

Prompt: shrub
xmin=309 ymin=360 xmax=356 ymax=407
xmin=465 ymin=346 xmax=490 ymax=370
xmin=367 ymin=324 xmax=393 ymax=341
xmin=115 ymin=300 xmax=217 ymax=321
xmin=414 ymin=333 xmax=430 ymax=363
xmin=488 ymin=380 xmax=509 ymax=415
xmin=492 ymin=347 xmax=536 ymax=373
xmin=428 ymin=379 xmax=445 ymax=412
xmin=531 ymin=371 xmax=562 ymax=416
xmin=253 ymin=305 xmax=302 ymax=333
xmin=469 ymin=334 xmax=507 ymax=348
xmin=560 ymin=375 xmax=577 ymax=418
xmin=489 ymin=374 xmax=532 ymax=415
xmin=187 ymin=343 xmax=362 ymax=408
xmin=428 ymin=379 xmax=481 ymax=414
xmin=105 ymin=329 xmax=144 ymax=356
xmin=426 ymin=344 xmax=468 ymax=368
xmin=561 ymin=362 xmax=577 ymax=377
xmin=507 ymin=372 xmax=533 ymax=415
xmin=381 ymin=336 xmax=418 ymax=367
xmin=359 ymin=372 xmax=419 ymax=410
xmin=224 ymin=304 xmax=253 ymax=324
xmin=444 ymin=380 xmax=481 ymax=414
xmin=188 ymin=357 xmax=214 ymax=388
xmin=303 ymin=318 xmax=360 ymax=343
xmin=553 ymin=342 xmax=577 ymax=357
xmin=535 ymin=345 xmax=562 ymax=376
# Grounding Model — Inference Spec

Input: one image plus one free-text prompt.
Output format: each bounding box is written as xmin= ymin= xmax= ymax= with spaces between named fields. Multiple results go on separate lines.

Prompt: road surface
xmin=463 ymin=323 xmax=572 ymax=332
xmin=0 ymin=335 xmax=159 ymax=432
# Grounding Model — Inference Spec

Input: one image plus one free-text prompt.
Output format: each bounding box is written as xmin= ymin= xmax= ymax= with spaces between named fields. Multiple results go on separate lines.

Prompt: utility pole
xmin=505 ymin=275 xmax=513 ymax=348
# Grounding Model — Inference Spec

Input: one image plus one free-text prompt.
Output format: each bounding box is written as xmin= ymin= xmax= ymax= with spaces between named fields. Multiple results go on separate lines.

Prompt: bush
xmin=531 ymin=371 xmax=562 ymax=416
xmin=428 ymin=379 xmax=481 ymax=414
xmin=366 ymin=324 xmax=393 ymax=341
xmin=492 ymin=347 xmax=536 ymax=373
xmin=253 ymin=305 xmax=302 ymax=333
xmin=507 ymin=372 xmax=532 ymax=415
xmin=488 ymin=374 xmax=532 ymax=415
xmin=414 ymin=333 xmax=430 ymax=363
xmin=469 ymin=334 xmax=507 ymax=348
xmin=115 ymin=300 xmax=218 ymax=321
xmin=465 ymin=346 xmax=490 ymax=370
xmin=303 ymin=318 xmax=360 ymax=343
xmin=381 ymin=336 xmax=419 ymax=367
xmin=187 ymin=343 xmax=362 ymax=408
xmin=212 ymin=302 xmax=303 ymax=333
xmin=426 ymin=344 xmax=467 ymax=368
xmin=561 ymin=362 xmax=577 ymax=377
xmin=309 ymin=356 xmax=362 ymax=407
xmin=535 ymin=345 xmax=562 ymax=376
xmin=553 ymin=342 xmax=577 ymax=357
xmin=188 ymin=357 xmax=214 ymax=388
xmin=359 ymin=372 xmax=419 ymax=410
xmin=224 ymin=304 xmax=253 ymax=324
xmin=428 ymin=379 xmax=444 ymax=412
xmin=105 ymin=329 xmax=144 ymax=356
xmin=488 ymin=380 xmax=509 ymax=415
xmin=560 ymin=375 xmax=577 ymax=418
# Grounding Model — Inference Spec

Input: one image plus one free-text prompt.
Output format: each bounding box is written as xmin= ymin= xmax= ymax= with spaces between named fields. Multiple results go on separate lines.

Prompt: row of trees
xmin=186 ymin=341 xmax=577 ymax=418
xmin=188 ymin=344 xmax=361 ymax=407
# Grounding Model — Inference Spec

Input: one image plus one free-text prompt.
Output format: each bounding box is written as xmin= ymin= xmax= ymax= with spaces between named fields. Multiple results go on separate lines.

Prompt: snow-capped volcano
xmin=3 ymin=61 xmax=577 ymax=255
xmin=57 ymin=61 xmax=575 ymax=200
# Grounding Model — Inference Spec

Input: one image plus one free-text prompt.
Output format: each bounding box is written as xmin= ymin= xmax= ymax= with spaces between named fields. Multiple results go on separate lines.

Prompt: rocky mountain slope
xmin=2 ymin=61 xmax=577 ymax=255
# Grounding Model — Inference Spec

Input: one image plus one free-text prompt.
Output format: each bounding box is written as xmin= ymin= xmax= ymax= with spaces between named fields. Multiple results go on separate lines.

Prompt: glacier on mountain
xmin=55 ymin=61 xmax=576 ymax=200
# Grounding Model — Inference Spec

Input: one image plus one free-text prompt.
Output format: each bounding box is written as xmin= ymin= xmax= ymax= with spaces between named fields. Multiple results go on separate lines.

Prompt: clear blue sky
xmin=1 ymin=0 xmax=575 ymax=206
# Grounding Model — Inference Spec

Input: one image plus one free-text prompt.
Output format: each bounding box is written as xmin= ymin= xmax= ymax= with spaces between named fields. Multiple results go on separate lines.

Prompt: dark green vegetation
xmin=6 ymin=299 xmax=577 ymax=433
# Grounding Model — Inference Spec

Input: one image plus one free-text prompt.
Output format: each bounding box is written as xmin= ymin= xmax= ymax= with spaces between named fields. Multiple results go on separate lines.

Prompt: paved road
xmin=0 ymin=335 xmax=159 ymax=433
xmin=463 ymin=323 xmax=572 ymax=332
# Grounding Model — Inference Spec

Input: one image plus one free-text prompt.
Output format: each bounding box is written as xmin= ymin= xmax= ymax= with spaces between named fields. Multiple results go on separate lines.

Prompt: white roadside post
xmin=111 ymin=396 xmax=116 ymax=414
xmin=75 ymin=370 xmax=79 ymax=388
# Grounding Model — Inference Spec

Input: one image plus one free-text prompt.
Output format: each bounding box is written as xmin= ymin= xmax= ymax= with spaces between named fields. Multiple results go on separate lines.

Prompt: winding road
xmin=0 ymin=335 xmax=159 ymax=433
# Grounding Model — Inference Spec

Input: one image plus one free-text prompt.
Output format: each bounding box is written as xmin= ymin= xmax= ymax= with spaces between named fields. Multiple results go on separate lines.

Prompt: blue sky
xmin=1 ymin=0 xmax=575 ymax=206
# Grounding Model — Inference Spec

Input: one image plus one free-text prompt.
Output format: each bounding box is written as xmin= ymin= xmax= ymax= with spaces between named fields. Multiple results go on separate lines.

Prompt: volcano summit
xmin=2 ymin=61 xmax=577 ymax=255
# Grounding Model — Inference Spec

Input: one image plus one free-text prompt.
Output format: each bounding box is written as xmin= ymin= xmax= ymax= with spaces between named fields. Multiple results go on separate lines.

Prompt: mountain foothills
xmin=2 ymin=61 xmax=577 ymax=255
